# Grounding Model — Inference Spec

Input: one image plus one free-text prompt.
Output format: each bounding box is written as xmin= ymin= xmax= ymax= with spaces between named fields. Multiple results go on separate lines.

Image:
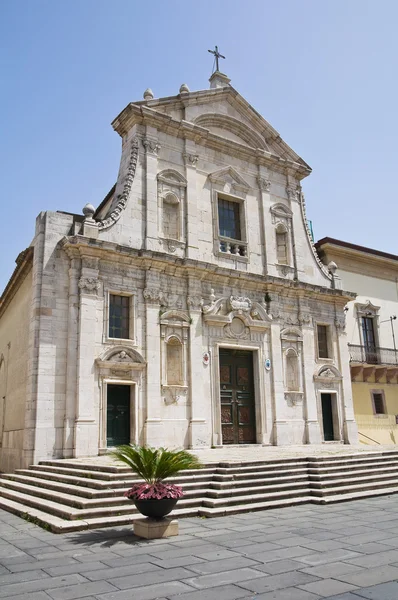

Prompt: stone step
xmin=0 ymin=478 xmax=206 ymax=508
xmin=39 ymin=460 xmax=217 ymax=477
xmin=0 ymin=495 xmax=196 ymax=533
xmin=207 ymin=481 xmax=309 ymax=499
xmin=214 ymin=468 xmax=309 ymax=482
xmin=310 ymin=469 xmax=398 ymax=486
xmin=199 ymin=495 xmax=315 ymax=518
xmin=15 ymin=468 xmax=215 ymax=490
xmin=0 ymin=485 xmax=204 ymax=521
xmin=311 ymin=478 xmax=398 ymax=497
xmin=318 ymin=486 xmax=398 ymax=504
xmin=210 ymin=473 xmax=310 ymax=489
xmin=215 ymin=461 xmax=308 ymax=474
xmin=307 ymin=451 xmax=398 ymax=463
xmin=308 ymin=461 xmax=398 ymax=476
xmin=307 ymin=453 xmax=398 ymax=467
xmin=202 ymin=487 xmax=310 ymax=508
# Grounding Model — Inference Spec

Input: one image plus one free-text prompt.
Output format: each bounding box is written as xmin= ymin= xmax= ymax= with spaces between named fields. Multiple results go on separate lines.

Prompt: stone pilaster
xmin=270 ymin=321 xmax=289 ymax=444
xmin=143 ymin=276 xmax=165 ymax=446
xmin=336 ymin=321 xmax=359 ymax=444
xmin=301 ymin=325 xmax=322 ymax=444
xmin=63 ymin=254 xmax=80 ymax=457
xmin=187 ymin=281 xmax=208 ymax=447
xmin=257 ymin=170 xmax=271 ymax=275
xmin=73 ymin=257 xmax=100 ymax=457
xmin=142 ymin=129 xmax=160 ymax=252
xmin=184 ymin=147 xmax=200 ymax=260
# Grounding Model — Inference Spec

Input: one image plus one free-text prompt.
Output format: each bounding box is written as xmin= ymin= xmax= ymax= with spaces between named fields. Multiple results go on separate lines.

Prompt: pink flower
xmin=124 ymin=482 xmax=184 ymax=500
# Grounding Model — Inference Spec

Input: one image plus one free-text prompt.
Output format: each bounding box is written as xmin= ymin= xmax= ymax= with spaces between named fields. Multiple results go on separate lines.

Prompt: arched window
xmin=162 ymin=193 xmax=179 ymax=240
xmin=166 ymin=336 xmax=183 ymax=385
xmin=276 ymin=224 xmax=289 ymax=265
xmin=286 ymin=348 xmax=299 ymax=391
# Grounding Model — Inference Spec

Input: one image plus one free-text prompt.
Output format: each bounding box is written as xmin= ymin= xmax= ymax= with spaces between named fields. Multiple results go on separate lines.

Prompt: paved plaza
xmin=1 ymin=497 xmax=398 ymax=599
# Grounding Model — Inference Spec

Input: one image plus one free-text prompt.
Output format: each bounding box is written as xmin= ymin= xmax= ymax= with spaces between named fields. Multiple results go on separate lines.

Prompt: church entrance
xmin=219 ymin=349 xmax=256 ymax=444
xmin=106 ymin=384 xmax=131 ymax=447
xmin=321 ymin=393 xmax=335 ymax=441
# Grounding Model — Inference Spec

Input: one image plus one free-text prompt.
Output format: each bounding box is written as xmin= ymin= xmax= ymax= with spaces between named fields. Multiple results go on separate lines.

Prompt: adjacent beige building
xmin=316 ymin=238 xmax=398 ymax=445
xmin=0 ymin=71 xmax=358 ymax=472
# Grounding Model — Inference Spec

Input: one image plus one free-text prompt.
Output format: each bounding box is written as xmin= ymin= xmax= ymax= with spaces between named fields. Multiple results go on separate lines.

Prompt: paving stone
xmin=47 ymin=581 xmax=118 ymax=599
xmin=298 ymin=579 xmax=359 ymax=597
xmin=253 ymin=588 xmax=322 ymax=599
xmin=0 ymin=593 xmax=55 ymax=600
xmin=108 ymin=565 xmax=195 ymax=589
xmin=236 ymin=571 xmax=320 ymax=593
xmin=182 ymin=566 xmax=264 ymax=588
xmin=335 ymin=565 xmax=398 ymax=587
xmin=100 ymin=553 xmax=161 ymax=568
xmin=194 ymin=549 xmax=241 ymax=560
xmin=44 ymin=561 xmax=108 ymax=576
xmin=149 ymin=554 xmax=206 ymax=569
xmin=346 ymin=549 xmax=398 ymax=568
xmin=340 ymin=543 xmax=393 ymax=555
xmin=85 ymin=561 xmax=161 ymax=581
xmin=351 ymin=580 xmax=398 ymax=599
xmin=167 ymin=583 xmax=253 ymax=600
xmin=299 ymin=561 xmax=363 ymax=578
xmin=97 ymin=581 xmax=193 ymax=600
xmin=241 ymin=541 xmax=285 ymax=554
xmin=0 ymin=569 xmax=49 ymax=584
xmin=184 ymin=555 xmax=260 ymax=574
xmin=295 ymin=549 xmax=362 ymax=566
xmin=0 ymin=574 xmax=87 ymax=598
xmin=255 ymin=558 xmax=312 ymax=575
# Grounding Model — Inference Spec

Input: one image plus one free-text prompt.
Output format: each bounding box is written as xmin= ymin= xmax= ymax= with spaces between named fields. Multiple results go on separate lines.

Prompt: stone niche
xmin=157 ymin=170 xmax=187 ymax=257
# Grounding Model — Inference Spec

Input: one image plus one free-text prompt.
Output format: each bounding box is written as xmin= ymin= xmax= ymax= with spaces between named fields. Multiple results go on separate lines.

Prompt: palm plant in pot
xmin=112 ymin=445 xmax=203 ymax=519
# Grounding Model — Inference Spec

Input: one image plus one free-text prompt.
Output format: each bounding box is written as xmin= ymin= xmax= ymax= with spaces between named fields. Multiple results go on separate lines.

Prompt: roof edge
xmin=0 ymin=247 xmax=34 ymax=320
xmin=316 ymin=237 xmax=398 ymax=263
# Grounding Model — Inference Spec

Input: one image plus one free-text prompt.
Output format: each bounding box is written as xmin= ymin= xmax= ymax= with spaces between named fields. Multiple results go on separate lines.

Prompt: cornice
xmin=60 ymin=235 xmax=354 ymax=304
xmin=111 ymin=105 xmax=311 ymax=180
xmin=0 ymin=247 xmax=34 ymax=319
xmin=317 ymin=242 xmax=398 ymax=279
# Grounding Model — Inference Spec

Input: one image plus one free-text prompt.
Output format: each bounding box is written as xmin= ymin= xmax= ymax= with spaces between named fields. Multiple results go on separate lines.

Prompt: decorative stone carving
xmin=300 ymin=192 xmax=331 ymax=279
xmin=284 ymin=392 xmax=304 ymax=406
xmin=229 ymin=296 xmax=252 ymax=313
xmin=78 ymin=277 xmax=100 ymax=294
xmin=335 ymin=317 xmax=346 ymax=332
xmin=142 ymin=138 xmax=161 ymax=155
xmin=187 ymin=296 xmax=204 ymax=311
xmin=98 ymin=138 xmax=139 ymax=230
xmin=298 ymin=312 xmax=313 ymax=327
xmin=183 ymin=153 xmax=199 ymax=167
xmin=257 ymin=176 xmax=271 ymax=192
xmin=286 ymin=185 xmax=299 ymax=201
xmin=143 ymin=288 xmax=168 ymax=305
xmin=277 ymin=264 xmax=295 ymax=277
xmin=224 ymin=319 xmax=250 ymax=339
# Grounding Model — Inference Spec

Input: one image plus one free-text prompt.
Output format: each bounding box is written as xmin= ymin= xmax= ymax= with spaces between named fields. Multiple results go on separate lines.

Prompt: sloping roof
xmin=316 ymin=237 xmax=398 ymax=263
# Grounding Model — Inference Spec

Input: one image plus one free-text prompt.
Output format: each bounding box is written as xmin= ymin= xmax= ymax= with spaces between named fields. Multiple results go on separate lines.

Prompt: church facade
xmin=0 ymin=71 xmax=358 ymax=471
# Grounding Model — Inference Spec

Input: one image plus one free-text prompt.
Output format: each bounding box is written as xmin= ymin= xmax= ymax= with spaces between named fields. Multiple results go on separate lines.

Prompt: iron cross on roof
xmin=208 ymin=45 xmax=225 ymax=73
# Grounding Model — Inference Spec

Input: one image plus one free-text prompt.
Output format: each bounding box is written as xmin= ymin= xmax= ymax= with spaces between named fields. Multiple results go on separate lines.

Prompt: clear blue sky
xmin=1 ymin=0 xmax=397 ymax=292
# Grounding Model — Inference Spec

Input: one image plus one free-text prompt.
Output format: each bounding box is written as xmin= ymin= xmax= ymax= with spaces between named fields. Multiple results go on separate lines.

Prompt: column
xmin=74 ymin=257 xmax=100 ymax=457
xmin=143 ymin=128 xmax=160 ymax=252
xmin=257 ymin=169 xmax=271 ymax=275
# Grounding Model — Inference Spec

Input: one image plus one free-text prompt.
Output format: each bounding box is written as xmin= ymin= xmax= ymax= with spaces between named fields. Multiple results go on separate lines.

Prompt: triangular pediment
xmin=208 ymin=166 xmax=250 ymax=192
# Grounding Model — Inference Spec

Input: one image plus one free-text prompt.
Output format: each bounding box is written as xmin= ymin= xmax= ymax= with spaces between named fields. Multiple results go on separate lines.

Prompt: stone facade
xmin=0 ymin=72 xmax=358 ymax=470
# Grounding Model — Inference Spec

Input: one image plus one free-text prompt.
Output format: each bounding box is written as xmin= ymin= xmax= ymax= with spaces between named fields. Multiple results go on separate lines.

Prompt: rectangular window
xmin=317 ymin=325 xmax=330 ymax=359
xmin=218 ymin=197 xmax=241 ymax=240
xmin=109 ymin=294 xmax=130 ymax=339
xmin=372 ymin=391 xmax=386 ymax=415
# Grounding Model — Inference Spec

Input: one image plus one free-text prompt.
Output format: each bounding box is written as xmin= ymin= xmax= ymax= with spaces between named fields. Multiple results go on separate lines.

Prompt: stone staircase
xmin=1 ymin=451 xmax=398 ymax=532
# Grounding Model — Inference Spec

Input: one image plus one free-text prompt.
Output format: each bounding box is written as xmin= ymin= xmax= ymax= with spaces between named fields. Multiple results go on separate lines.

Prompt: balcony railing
xmin=219 ymin=237 xmax=248 ymax=258
xmin=348 ymin=344 xmax=398 ymax=366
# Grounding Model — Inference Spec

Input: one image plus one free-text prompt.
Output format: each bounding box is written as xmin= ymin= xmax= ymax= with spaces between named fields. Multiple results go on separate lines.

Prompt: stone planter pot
xmin=133 ymin=498 xmax=178 ymax=519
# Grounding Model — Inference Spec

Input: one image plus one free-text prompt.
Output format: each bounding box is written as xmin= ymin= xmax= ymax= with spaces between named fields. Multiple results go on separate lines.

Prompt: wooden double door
xmin=219 ymin=349 xmax=256 ymax=444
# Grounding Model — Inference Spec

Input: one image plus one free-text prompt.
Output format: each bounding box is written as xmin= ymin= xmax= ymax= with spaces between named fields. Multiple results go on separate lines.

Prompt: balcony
xmin=219 ymin=237 xmax=248 ymax=259
xmin=348 ymin=344 xmax=398 ymax=366
xmin=348 ymin=344 xmax=398 ymax=384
